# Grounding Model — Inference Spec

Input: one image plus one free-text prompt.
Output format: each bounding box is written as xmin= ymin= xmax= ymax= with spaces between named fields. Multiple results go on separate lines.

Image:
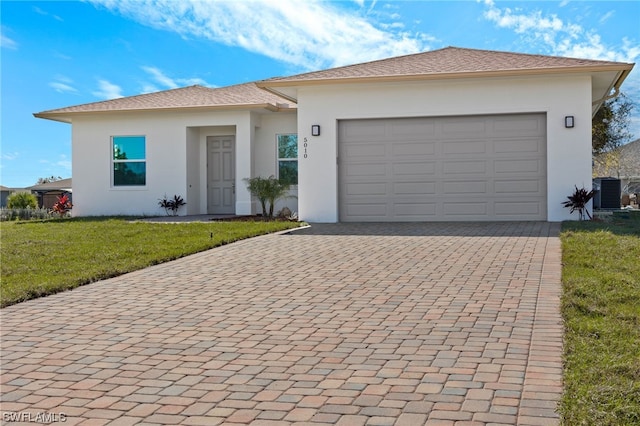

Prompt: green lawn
xmin=1 ymin=217 xmax=302 ymax=307
xmin=560 ymin=211 xmax=640 ymax=425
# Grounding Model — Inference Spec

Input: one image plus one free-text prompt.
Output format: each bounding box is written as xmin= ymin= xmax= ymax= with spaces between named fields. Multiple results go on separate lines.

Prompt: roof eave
xmin=259 ymin=64 xmax=635 ymax=89
xmin=591 ymin=67 xmax=634 ymax=117
xmin=34 ymin=102 xmax=297 ymax=122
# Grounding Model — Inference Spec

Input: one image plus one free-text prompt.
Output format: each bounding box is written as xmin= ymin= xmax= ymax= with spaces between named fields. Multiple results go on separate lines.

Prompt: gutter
xmin=34 ymin=103 xmax=297 ymax=123
xmin=591 ymin=68 xmax=632 ymax=116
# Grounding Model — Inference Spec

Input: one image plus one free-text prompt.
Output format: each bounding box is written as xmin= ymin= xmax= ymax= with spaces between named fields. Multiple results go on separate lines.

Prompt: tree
xmin=592 ymin=93 xmax=634 ymax=154
xmin=36 ymin=175 xmax=62 ymax=185
xmin=7 ymin=192 xmax=38 ymax=209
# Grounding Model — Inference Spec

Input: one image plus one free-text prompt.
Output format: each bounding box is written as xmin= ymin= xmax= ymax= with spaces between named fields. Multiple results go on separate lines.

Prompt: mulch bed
xmin=210 ymin=215 xmax=294 ymax=222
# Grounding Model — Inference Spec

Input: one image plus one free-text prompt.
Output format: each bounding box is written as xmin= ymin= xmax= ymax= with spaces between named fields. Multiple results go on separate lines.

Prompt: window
xmin=277 ymin=134 xmax=298 ymax=185
xmin=112 ymin=136 xmax=146 ymax=186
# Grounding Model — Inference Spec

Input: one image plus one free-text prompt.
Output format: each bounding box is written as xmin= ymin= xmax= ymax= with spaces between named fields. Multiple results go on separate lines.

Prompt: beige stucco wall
xmin=296 ymin=74 xmax=593 ymax=222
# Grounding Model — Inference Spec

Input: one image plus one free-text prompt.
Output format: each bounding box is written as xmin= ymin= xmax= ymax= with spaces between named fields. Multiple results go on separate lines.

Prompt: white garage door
xmin=339 ymin=114 xmax=547 ymax=221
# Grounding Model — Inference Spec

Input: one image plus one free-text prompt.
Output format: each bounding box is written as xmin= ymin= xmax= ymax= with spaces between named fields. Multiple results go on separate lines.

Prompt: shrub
xmin=52 ymin=194 xmax=73 ymax=216
xmin=0 ymin=207 xmax=53 ymax=221
xmin=6 ymin=192 xmax=38 ymax=209
xmin=562 ymin=186 xmax=596 ymax=220
xmin=158 ymin=194 xmax=186 ymax=216
xmin=244 ymin=176 xmax=291 ymax=218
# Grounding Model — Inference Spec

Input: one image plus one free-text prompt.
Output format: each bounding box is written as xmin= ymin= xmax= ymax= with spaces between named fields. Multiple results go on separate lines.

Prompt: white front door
xmin=207 ymin=135 xmax=235 ymax=214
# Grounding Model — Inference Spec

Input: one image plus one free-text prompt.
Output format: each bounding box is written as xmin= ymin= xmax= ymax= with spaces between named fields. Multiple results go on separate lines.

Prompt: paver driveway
xmin=1 ymin=222 xmax=563 ymax=425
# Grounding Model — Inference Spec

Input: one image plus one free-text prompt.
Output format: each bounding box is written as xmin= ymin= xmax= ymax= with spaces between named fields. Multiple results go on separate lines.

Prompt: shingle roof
xmin=28 ymin=178 xmax=73 ymax=191
xmin=260 ymin=46 xmax=633 ymax=85
xmin=35 ymin=83 xmax=293 ymax=120
xmin=35 ymin=47 xmax=633 ymax=121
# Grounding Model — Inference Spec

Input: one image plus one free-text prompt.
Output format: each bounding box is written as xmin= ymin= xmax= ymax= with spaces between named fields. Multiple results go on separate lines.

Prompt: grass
xmin=0 ymin=217 xmax=302 ymax=308
xmin=560 ymin=211 xmax=640 ymax=425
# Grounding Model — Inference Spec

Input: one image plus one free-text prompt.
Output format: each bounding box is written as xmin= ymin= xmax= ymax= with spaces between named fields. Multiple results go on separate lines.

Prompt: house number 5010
xmin=303 ymin=137 xmax=308 ymax=158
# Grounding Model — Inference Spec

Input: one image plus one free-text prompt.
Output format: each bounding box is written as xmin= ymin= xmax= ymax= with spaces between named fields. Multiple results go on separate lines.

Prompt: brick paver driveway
xmin=1 ymin=222 xmax=563 ymax=425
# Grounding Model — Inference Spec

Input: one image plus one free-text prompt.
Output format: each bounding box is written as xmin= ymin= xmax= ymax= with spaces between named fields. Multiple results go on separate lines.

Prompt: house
xmin=34 ymin=47 xmax=634 ymax=222
xmin=28 ymin=178 xmax=73 ymax=209
xmin=594 ymin=138 xmax=640 ymax=195
xmin=1 ymin=186 xmax=18 ymax=207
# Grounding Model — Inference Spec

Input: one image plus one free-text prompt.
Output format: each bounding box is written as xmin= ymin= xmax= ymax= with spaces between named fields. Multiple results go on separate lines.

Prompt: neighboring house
xmin=28 ymin=178 xmax=72 ymax=209
xmin=34 ymin=47 xmax=634 ymax=222
xmin=1 ymin=186 xmax=18 ymax=207
xmin=594 ymin=138 xmax=640 ymax=194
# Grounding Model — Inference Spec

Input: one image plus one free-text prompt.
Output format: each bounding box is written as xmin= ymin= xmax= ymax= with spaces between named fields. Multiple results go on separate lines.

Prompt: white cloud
xmin=141 ymin=66 xmax=179 ymax=89
xmin=89 ymin=0 xmax=432 ymax=70
xmin=55 ymin=155 xmax=72 ymax=170
xmin=1 ymin=152 xmax=19 ymax=161
xmin=482 ymin=2 xmax=639 ymax=63
xmin=92 ymin=79 xmax=123 ymax=99
xmin=33 ymin=6 xmax=63 ymax=22
xmin=53 ymin=51 xmax=72 ymax=60
xmin=599 ymin=10 xmax=615 ymax=25
xmin=1 ymin=28 xmax=18 ymax=50
xmin=140 ymin=66 xmax=212 ymax=91
xmin=49 ymin=82 xmax=77 ymax=93
xmin=49 ymin=76 xmax=78 ymax=94
xmin=481 ymin=2 xmax=640 ymax=139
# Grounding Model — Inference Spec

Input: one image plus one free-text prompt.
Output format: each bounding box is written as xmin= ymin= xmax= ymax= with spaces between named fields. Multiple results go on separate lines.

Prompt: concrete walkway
xmin=1 ymin=222 xmax=563 ymax=425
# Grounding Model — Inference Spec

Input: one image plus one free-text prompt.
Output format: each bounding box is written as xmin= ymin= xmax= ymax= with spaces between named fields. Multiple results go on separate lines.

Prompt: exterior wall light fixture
xmin=565 ymin=116 xmax=575 ymax=128
xmin=311 ymin=125 xmax=321 ymax=136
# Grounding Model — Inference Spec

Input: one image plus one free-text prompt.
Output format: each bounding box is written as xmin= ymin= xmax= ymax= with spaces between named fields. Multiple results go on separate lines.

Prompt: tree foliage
xmin=36 ymin=176 xmax=62 ymax=185
xmin=244 ymin=176 xmax=291 ymax=218
xmin=7 ymin=192 xmax=38 ymax=209
xmin=592 ymin=93 xmax=634 ymax=154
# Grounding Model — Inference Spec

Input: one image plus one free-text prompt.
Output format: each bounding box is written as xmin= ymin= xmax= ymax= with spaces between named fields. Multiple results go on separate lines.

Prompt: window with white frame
xmin=277 ymin=134 xmax=298 ymax=185
xmin=112 ymin=136 xmax=146 ymax=186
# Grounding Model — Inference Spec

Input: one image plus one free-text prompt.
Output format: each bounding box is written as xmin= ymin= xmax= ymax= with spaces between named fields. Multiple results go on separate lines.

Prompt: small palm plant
xmin=562 ymin=186 xmax=596 ymax=220
xmin=244 ymin=176 xmax=291 ymax=219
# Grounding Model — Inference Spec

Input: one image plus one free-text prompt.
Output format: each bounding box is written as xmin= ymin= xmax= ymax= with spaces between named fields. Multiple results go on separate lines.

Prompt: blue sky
xmin=1 ymin=0 xmax=639 ymax=188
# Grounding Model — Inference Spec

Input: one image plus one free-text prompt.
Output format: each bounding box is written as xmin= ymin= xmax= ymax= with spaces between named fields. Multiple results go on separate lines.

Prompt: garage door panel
xmin=345 ymin=203 xmax=389 ymax=217
xmin=393 ymin=182 xmax=436 ymax=195
xmin=494 ymin=159 xmax=541 ymax=174
xmin=345 ymin=143 xmax=387 ymax=158
xmin=392 ymin=142 xmax=436 ymax=156
xmin=339 ymin=114 xmax=546 ymax=221
xmin=345 ymin=182 xmax=388 ymax=196
xmin=495 ymin=201 xmax=542 ymax=216
xmin=441 ymin=118 xmax=487 ymax=136
xmin=493 ymin=138 xmax=544 ymax=154
xmin=443 ymin=160 xmax=487 ymax=174
xmin=341 ymin=122 xmax=387 ymax=140
xmin=442 ymin=181 xmax=488 ymax=194
xmin=394 ymin=203 xmax=437 ymax=216
xmin=493 ymin=116 xmax=544 ymax=134
xmin=442 ymin=140 xmax=488 ymax=155
xmin=390 ymin=121 xmax=436 ymax=137
xmin=393 ymin=162 xmax=437 ymax=176
xmin=346 ymin=163 xmax=388 ymax=177
xmin=495 ymin=179 xmax=542 ymax=194
xmin=443 ymin=202 xmax=488 ymax=215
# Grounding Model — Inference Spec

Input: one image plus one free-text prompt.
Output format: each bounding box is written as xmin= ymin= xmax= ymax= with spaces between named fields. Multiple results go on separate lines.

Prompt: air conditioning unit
xmin=593 ymin=177 xmax=621 ymax=209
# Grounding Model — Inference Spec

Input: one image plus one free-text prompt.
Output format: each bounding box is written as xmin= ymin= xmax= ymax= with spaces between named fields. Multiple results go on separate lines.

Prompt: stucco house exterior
xmin=35 ymin=47 xmax=634 ymax=222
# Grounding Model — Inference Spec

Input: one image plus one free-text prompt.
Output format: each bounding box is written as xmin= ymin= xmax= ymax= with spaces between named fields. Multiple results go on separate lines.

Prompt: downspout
xmin=591 ymin=69 xmax=631 ymax=116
